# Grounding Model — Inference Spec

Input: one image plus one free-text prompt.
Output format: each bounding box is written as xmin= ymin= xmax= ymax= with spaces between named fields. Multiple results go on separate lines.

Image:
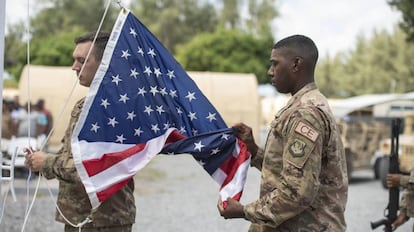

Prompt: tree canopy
xmin=175 ymin=29 xmax=273 ymax=84
xmin=129 ymin=0 xmax=218 ymax=53
xmin=388 ymin=0 xmax=414 ymax=42
xmin=5 ymin=0 xmax=414 ymax=99
xmin=4 ymin=0 xmax=278 ymax=84
xmin=4 ymin=0 xmax=118 ymax=80
xmin=316 ymin=27 xmax=414 ymax=97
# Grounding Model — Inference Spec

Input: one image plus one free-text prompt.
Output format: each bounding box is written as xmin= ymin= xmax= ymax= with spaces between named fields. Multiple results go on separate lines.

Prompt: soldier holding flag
xmin=218 ymin=35 xmax=348 ymax=232
xmin=25 ymin=32 xmax=136 ymax=232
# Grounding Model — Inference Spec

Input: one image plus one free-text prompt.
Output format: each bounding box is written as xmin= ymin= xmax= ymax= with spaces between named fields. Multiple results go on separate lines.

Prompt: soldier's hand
xmin=388 ymin=212 xmax=408 ymax=231
xmin=24 ymin=147 xmax=34 ymax=167
xmin=25 ymin=149 xmax=47 ymax=172
xmin=232 ymin=123 xmax=258 ymax=156
xmin=217 ymin=197 xmax=245 ymax=219
xmin=386 ymin=174 xmax=401 ymax=188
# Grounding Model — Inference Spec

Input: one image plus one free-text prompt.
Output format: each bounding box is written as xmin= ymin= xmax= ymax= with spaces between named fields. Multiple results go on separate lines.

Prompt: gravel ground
xmin=1 ymin=155 xmax=413 ymax=232
xmin=0 ymin=155 xmax=258 ymax=232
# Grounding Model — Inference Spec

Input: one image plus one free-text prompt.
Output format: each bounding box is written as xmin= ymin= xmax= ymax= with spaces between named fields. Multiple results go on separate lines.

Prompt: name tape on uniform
xmin=295 ymin=121 xmax=319 ymax=142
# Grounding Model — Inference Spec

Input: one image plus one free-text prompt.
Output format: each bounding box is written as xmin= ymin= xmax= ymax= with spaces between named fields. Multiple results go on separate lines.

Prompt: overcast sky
xmin=273 ymin=0 xmax=402 ymax=56
xmin=4 ymin=0 xmax=402 ymax=56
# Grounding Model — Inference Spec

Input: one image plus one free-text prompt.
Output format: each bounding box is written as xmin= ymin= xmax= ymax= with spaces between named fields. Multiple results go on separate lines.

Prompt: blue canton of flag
xmin=72 ymin=9 xmax=250 ymax=209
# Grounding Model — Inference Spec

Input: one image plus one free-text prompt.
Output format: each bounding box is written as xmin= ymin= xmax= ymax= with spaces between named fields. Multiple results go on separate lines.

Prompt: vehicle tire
xmin=378 ymin=156 xmax=389 ymax=189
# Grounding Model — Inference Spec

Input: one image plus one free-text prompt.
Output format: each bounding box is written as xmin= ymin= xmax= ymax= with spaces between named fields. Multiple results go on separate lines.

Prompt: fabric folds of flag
xmin=71 ymin=9 xmax=251 ymax=209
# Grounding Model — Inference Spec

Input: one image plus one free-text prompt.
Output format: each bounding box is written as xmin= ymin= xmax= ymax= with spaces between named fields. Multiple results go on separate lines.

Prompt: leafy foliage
xmin=30 ymin=28 xmax=85 ymax=66
xmin=316 ymin=28 xmax=414 ymax=97
xmin=4 ymin=22 xmax=26 ymax=80
xmin=4 ymin=0 xmax=118 ymax=80
xmin=246 ymin=0 xmax=278 ymax=38
xmin=5 ymin=0 xmax=278 ymax=84
xmin=5 ymin=0 xmax=414 ymax=99
xmin=388 ymin=0 xmax=414 ymax=42
xmin=31 ymin=0 xmax=117 ymax=38
xmin=129 ymin=0 xmax=218 ymax=53
xmin=175 ymin=30 xmax=273 ymax=84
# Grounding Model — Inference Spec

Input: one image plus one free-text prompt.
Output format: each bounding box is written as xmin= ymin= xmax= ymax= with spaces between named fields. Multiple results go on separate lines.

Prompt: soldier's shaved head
xmin=273 ymin=35 xmax=319 ymax=71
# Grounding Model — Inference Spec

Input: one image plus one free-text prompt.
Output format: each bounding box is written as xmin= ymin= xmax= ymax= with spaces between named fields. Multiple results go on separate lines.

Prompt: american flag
xmin=71 ymin=9 xmax=251 ymax=209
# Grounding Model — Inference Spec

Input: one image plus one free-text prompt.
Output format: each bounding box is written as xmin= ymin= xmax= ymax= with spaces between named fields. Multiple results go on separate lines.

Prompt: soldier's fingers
xmin=24 ymin=147 xmax=34 ymax=154
xmin=217 ymin=198 xmax=224 ymax=212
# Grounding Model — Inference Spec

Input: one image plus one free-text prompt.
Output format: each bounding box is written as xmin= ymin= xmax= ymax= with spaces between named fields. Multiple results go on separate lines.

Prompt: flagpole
xmin=0 ymin=0 xmax=6 ymax=193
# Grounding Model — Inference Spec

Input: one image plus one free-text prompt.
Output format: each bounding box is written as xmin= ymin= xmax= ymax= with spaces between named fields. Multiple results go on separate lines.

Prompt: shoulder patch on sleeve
xmin=286 ymin=138 xmax=315 ymax=169
xmin=294 ymin=121 xmax=319 ymax=142
xmin=288 ymin=139 xmax=307 ymax=157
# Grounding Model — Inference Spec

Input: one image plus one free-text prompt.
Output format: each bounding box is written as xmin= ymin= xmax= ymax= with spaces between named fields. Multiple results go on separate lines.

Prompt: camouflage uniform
xmin=41 ymin=98 xmax=136 ymax=230
xmin=400 ymin=164 xmax=414 ymax=218
xmin=244 ymin=83 xmax=348 ymax=232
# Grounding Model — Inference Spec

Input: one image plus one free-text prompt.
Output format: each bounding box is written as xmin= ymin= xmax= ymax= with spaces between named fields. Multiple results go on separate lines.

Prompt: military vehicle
xmin=374 ymin=113 xmax=414 ymax=188
xmin=338 ymin=118 xmax=390 ymax=180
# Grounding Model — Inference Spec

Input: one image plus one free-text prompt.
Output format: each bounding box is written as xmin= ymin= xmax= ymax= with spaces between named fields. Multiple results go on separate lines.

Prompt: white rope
xmin=0 ymin=182 xmax=10 ymax=223
xmin=115 ymin=0 xmax=124 ymax=9
xmin=41 ymin=173 xmax=92 ymax=229
xmin=22 ymin=0 xmax=34 ymax=231
xmin=37 ymin=71 xmax=79 ymax=153
xmin=19 ymin=0 xmax=116 ymax=231
xmin=20 ymin=171 xmax=40 ymax=232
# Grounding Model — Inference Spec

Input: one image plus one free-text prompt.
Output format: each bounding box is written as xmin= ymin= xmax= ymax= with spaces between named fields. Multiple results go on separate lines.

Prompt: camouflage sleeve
xmin=400 ymin=175 xmax=411 ymax=189
xmin=403 ymin=168 xmax=414 ymax=217
xmin=244 ymin=109 xmax=324 ymax=227
xmin=400 ymin=192 xmax=408 ymax=214
xmin=41 ymin=99 xmax=83 ymax=182
xmin=250 ymin=147 xmax=264 ymax=170
xmin=400 ymin=170 xmax=414 ymax=191
xmin=41 ymin=152 xmax=80 ymax=183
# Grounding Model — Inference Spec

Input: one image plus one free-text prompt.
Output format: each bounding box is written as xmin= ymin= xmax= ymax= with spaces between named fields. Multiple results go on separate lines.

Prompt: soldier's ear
xmin=292 ymin=56 xmax=302 ymax=73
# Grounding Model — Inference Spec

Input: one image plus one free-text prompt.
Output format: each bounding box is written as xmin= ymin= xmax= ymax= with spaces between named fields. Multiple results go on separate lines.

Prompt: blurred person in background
xmin=16 ymin=101 xmax=47 ymax=138
xmin=2 ymin=99 xmax=18 ymax=139
xmin=36 ymin=98 xmax=53 ymax=135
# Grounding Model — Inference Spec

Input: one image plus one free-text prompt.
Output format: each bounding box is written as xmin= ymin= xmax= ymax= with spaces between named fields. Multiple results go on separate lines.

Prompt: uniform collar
xmin=285 ymin=82 xmax=317 ymax=107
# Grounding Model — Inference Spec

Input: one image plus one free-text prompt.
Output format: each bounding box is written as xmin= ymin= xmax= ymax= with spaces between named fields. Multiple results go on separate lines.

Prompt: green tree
xmin=388 ymin=0 xmax=414 ymax=42
xmin=316 ymin=54 xmax=347 ymax=97
xmin=129 ymin=0 xmax=218 ymax=52
xmin=246 ymin=0 xmax=278 ymax=38
xmin=218 ymin=0 xmax=241 ymax=29
xmin=31 ymin=0 xmax=117 ymax=38
xmin=5 ymin=0 xmax=280 ymax=86
xmin=342 ymin=29 xmax=414 ymax=95
xmin=175 ymin=29 xmax=273 ymax=84
xmin=4 ymin=22 xmax=26 ymax=80
xmin=316 ymin=27 xmax=414 ymax=97
xmin=5 ymin=0 xmax=119 ymax=80
xmin=30 ymin=28 xmax=85 ymax=66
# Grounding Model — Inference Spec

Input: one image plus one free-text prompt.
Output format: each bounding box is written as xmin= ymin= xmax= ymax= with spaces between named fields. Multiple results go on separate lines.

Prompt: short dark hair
xmin=74 ymin=31 xmax=111 ymax=61
xmin=273 ymin=35 xmax=319 ymax=67
xmin=36 ymin=98 xmax=45 ymax=108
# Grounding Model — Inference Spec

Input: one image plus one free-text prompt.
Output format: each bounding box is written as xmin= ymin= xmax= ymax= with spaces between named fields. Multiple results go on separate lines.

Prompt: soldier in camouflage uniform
xmin=387 ymin=166 xmax=414 ymax=231
xmin=218 ymin=35 xmax=348 ymax=232
xmin=25 ymin=32 xmax=136 ymax=232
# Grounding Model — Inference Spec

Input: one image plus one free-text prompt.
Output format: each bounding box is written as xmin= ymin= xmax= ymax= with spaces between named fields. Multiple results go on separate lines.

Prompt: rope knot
xmin=76 ymin=215 xmax=93 ymax=232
